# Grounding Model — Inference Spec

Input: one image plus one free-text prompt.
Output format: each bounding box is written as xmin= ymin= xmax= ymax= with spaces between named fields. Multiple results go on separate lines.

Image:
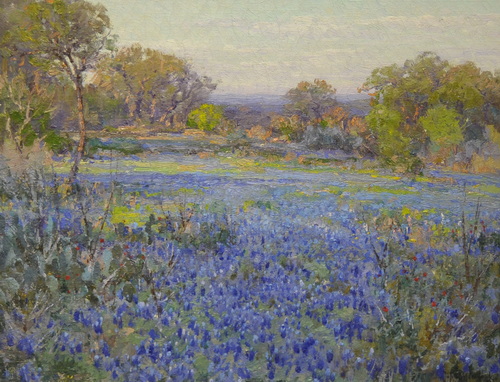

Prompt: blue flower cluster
xmin=1 ymin=171 xmax=499 ymax=381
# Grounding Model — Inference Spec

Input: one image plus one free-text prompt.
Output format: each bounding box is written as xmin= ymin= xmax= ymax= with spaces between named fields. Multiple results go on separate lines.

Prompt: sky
xmin=97 ymin=0 xmax=500 ymax=95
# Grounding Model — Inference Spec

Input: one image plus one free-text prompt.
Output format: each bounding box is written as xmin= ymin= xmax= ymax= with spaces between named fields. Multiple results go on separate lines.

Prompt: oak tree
xmin=20 ymin=0 xmax=113 ymax=180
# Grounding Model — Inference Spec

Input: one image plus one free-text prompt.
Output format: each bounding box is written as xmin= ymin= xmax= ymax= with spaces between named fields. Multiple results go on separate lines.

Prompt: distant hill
xmin=208 ymin=93 xmax=371 ymax=116
xmin=343 ymin=98 xmax=372 ymax=116
xmin=208 ymin=94 xmax=287 ymax=113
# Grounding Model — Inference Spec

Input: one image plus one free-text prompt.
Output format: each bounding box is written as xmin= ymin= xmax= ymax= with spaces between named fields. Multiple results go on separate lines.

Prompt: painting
xmin=0 ymin=0 xmax=499 ymax=380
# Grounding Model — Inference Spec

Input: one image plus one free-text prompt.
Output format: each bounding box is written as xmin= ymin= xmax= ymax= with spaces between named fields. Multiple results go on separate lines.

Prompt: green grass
xmin=478 ymin=184 xmax=500 ymax=194
xmin=367 ymin=185 xmax=418 ymax=195
xmin=123 ymin=160 xmax=203 ymax=174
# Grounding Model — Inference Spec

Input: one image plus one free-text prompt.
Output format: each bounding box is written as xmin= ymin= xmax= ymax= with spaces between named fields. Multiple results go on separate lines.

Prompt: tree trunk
xmin=168 ymin=112 xmax=176 ymax=127
xmin=69 ymin=76 xmax=86 ymax=182
xmin=135 ymin=91 xmax=144 ymax=121
xmin=6 ymin=115 xmax=23 ymax=154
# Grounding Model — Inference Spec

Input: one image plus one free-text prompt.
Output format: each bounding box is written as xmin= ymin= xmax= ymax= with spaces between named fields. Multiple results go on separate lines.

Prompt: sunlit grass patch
xmin=367 ymin=185 xmax=418 ymax=195
xmin=415 ymin=175 xmax=456 ymax=184
xmin=111 ymin=205 xmax=151 ymax=225
xmin=242 ymin=200 xmax=276 ymax=212
xmin=314 ymin=185 xmax=344 ymax=195
xmin=370 ymin=174 xmax=402 ymax=180
xmin=477 ymin=184 xmax=500 ymax=194
xmin=283 ymin=190 xmax=323 ymax=199
xmin=284 ymin=166 xmax=340 ymax=174
xmin=123 ymin=160 xmax=203 ymax=174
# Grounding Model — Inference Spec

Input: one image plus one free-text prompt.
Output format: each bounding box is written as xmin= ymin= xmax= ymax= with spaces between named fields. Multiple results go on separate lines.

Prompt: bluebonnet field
xmin=0 ymin=151 xmax=499 ymax=381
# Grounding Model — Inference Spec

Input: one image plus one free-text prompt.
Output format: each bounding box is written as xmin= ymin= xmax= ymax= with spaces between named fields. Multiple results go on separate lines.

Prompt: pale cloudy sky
xmin=97 ymin=0 xmax=500 ymax=95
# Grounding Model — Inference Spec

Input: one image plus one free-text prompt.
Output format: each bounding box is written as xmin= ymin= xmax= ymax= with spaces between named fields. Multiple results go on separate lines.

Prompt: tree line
xmin=269 ymin=53 xmax=499 ymax=173
xmin=1 ymin=1 xmax=499 ymax=176
xmin=0 ymin=0 xmax=216 ymax=179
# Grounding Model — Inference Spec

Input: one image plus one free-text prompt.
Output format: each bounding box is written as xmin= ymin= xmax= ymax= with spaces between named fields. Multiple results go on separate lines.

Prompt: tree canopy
xmin=18 ymin=0 xmax=114 ymax=179
xmin=0 ymin=0 xmax=73 ymax=155
xmin=284 ymin=79 xmax=338 ymax=121
xmin=92 ymin=44 xmax=216 ymax=127
xmin=361 ymin=52 xmax=500 ymax=172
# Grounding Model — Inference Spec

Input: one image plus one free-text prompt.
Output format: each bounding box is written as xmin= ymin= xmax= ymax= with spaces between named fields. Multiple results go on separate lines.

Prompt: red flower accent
xmin=412 ymin=256 xmax=417 ymax=261
xmin=65 ymin=275 xmax=70 ymax=281
xmin=100 ymin=238 xmax=105 ymax=243
xmin=431 ymin=301 xmax=437 ymax=307
xmin=442 ymin=291 xmax=447 ymax=296
xmin=382 ymin=306 xmax=389 ymax=313
xmin=423 ymin=272 xmax=428 ymax=277
xmin=414 ymin=277 xmax=419 ymax=282
xmin=75 ymin=246 xmax=80 ymax=251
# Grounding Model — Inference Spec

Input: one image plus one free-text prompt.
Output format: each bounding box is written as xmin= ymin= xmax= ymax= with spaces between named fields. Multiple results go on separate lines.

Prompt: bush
xmin=302 ymin=125 xmax=363 ymax=152
xmin=186 ymin=104 xmax=225 ymax=132
xmin=86 ymin=137 xmax=145 ymax=156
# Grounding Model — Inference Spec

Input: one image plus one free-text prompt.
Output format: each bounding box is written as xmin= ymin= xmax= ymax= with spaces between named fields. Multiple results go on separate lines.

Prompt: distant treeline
xmin=249 ymin=55 xmax=500 ymax=173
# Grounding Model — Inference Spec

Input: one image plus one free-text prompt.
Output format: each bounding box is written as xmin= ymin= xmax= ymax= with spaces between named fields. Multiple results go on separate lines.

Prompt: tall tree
xmin=0 ymin=0 xmax=71 ymax=155
xmin=19 ymin=0 xmax=113 ymax=180
xmin=93 ymin=44 xmax=184 ymax=123
xmin=284 ymin=79 xmax=338 ymax=122
xmin=92 ymin=44 xmax=215 ymax=127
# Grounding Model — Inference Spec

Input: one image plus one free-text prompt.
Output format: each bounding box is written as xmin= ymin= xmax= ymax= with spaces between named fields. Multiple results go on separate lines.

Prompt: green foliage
xmin=43 ymin=130 xmax=73 ymax=153
xmin=84 ymin=85 xmax=127 ymax=128
xmin=242 ymin=200 xmax=275 ymax=212
xmin=419 ymin=105 xmax=463 ymax=149
xmin=0 ymin=71 xmax=71 ymax=153
xmin=17 ymin=0 xmax=115 ymax=178
xmin=365 ymin=104 xmax=423 ymax=172
xmin=92 ymin=44 xmax=185 ymax=123
xmin=92 ymin=44 xmax=216 ymax=127
xmin=362 ymin=52 xmax=499 ymax=171
xmin=21 ymin=0 xmax=113 ymax=76
xmin=187 ymin=104 xmax=225 ymax=132
xmin=284 ymin=79 xmax=338 ymax=121
xmin=86 ymin=137 xmax=145 ymax=156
